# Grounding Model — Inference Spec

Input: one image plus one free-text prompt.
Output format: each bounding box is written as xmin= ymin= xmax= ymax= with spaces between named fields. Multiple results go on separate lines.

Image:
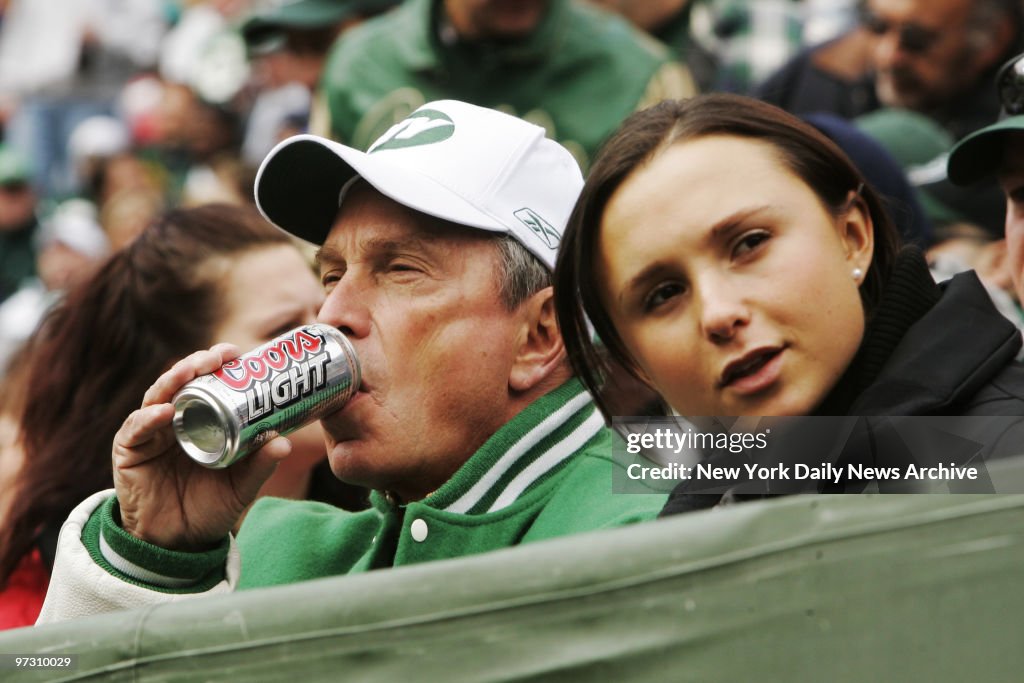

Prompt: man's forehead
xmin=998 ymin=132 xmax=1024 ymax=179
xmin=340 ymin=186 xmax=493 ymax=240
xmin=315 ymin=209 xmax=495 ymax=271
xmin=867 ymin=0 xmax=969 ymax=24
xmin=314 ymin=225 xmax=433 ymax=267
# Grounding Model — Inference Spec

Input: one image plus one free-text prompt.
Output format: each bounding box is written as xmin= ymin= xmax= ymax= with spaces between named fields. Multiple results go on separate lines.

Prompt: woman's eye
xmin=733 ymin=230 xmax=770 ymax=258
xmin=643 ymin=282 xmax=685 ymax=312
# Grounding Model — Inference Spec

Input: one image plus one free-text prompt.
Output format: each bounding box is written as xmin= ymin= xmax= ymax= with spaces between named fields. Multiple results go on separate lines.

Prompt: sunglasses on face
xmin=859 ymin=6 xmax=940 ymax=55
xmin=998 ymin=54 xmax=1024 ymax=117
xmin=284 ymin=27 xmax=337 ymax=56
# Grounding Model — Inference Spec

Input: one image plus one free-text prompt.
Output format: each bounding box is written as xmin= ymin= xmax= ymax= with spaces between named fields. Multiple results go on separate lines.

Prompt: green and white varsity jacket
xmin=38 ymin=380 xmax=666 ymax=623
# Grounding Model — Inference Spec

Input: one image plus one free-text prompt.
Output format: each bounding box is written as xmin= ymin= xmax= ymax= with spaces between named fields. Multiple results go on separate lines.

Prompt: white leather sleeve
xmin=36 ymin=489 xmax=240 ymax=624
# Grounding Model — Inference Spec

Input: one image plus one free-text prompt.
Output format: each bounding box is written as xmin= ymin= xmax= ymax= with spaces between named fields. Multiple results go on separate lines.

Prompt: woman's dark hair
xmin=554 ymin=94 xmax=902 ymax=421
xmin=0 ymin=204 xmax=291 ymax=586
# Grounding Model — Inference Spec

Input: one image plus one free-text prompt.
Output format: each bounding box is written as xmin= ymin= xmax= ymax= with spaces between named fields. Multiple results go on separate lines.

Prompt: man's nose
xmin=873 ymin=29 xmax=907 ymax=70
xmin=317 ymin=275 xmax=372 ymax=339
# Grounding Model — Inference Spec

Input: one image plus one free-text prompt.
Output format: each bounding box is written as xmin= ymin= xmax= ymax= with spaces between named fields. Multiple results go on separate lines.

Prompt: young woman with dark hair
xmin=554 ymin=93 xmax=1024 ymax=420
xmin=0 ymin=204 xmax=366 ymax=628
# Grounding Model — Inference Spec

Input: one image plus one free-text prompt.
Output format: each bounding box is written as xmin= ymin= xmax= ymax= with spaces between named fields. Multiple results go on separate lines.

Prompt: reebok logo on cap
xmin=514 ymin=208 xmax=560 ymax=249
xmin=369 ymin=109 xmax=455 ymax=153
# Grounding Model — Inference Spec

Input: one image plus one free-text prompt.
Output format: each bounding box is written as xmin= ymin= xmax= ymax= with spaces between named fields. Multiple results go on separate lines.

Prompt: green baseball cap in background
xmin=947 ymin=115 xmax=1024 ymax=186
xmin=855 ymin=108 xmax=985 ymax=230
xmin=948 ymin=52 xmax=1024 ymax=187
xmin=856 ymin=108 xmax=954 ymax=168
xmin=0 ymin=144 xmax=31 ymax=186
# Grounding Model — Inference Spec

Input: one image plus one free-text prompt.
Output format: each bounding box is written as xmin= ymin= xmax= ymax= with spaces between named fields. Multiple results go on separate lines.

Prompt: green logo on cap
xmin=369 ymin=109 xmax=455 ymax=153
xmin=514 ymin=208 xmax=560 ymax=249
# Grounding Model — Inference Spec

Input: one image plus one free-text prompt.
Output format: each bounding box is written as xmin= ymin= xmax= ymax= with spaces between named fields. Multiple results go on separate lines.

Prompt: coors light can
xmin=172 ymin=323 xmax=360 ymax=468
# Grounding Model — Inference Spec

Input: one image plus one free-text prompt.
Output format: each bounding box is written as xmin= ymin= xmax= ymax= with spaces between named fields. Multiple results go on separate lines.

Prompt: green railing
xmin=3 ymin=492 xmax=1024 ymax=682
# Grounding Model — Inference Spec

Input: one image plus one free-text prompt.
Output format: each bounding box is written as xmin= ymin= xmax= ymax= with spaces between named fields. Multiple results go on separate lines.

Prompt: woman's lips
xmin=719 ymin=347 xmax=784 ymax=395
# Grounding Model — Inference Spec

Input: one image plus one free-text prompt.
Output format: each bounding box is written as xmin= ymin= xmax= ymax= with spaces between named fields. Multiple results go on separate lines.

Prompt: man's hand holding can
xmin=111 ymin=325 xmax=359 ymax=552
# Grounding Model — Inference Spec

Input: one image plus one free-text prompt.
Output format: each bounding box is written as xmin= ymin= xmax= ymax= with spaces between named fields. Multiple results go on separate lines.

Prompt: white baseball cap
xmin=67 ymin=116 xmax=130 ymax=164
xmin=254 ymin=99 xmax=584 ymax=270
xmin=38 ymin=199 xmax=109 ymax=259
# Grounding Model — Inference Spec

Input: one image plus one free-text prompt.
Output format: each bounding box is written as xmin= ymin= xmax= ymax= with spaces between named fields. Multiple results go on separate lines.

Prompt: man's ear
xmin=975 ymin=238 xmax=1013 ymax=291
xmin=975 ymin=19 xmax=1016 ymax=74
xmin=509 ymin=286 xmax=567 ymax=392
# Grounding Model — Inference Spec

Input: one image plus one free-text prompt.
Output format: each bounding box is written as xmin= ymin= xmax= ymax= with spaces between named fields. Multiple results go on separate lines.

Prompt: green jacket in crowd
xmin=314 ymin=0 xmax=696 ymax=170
xmin=0 ymin=217 xmax=37 ymax=303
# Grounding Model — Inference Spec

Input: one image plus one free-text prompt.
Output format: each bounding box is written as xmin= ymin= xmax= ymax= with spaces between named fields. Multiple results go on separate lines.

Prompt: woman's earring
xmin=852 ymin=267 xmax=864 ymax=282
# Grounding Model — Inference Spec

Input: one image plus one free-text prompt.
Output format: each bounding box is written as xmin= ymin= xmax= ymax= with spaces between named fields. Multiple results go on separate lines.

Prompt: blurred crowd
xmin=0 ymin=0 xmax=815 ymax=376
xmin=2 ymin=0 xmax=1020 ymax=373
xmin=2 ymin=0 xmax=1024 ymax=629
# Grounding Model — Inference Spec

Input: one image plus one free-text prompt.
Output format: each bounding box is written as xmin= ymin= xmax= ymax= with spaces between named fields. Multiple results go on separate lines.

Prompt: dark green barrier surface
xmin=3 ymin=493 xmax=1024 ymax=682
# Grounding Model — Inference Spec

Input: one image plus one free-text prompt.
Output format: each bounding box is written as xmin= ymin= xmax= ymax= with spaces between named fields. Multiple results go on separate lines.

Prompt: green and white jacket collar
xmin=378 ymin=378 xmax=604 ymax=515
xmin=395 ymin=0 xmax=570 ymax=73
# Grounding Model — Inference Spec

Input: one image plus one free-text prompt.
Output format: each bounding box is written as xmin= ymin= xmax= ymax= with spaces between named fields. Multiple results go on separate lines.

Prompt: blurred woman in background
xmin=0 ymin=203 xmax=366 ymax=629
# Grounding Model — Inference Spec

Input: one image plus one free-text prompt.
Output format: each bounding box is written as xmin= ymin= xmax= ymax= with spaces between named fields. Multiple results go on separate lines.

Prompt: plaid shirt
xmin=689 ymin=0 xmax=803 ymax=93
xmin=685 ymin=0 xmax=857 ymax=94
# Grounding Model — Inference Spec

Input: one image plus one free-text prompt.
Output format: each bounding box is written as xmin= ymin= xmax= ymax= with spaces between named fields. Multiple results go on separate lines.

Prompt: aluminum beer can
xmin=172 ymin=323 xmax=360 ymax=468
